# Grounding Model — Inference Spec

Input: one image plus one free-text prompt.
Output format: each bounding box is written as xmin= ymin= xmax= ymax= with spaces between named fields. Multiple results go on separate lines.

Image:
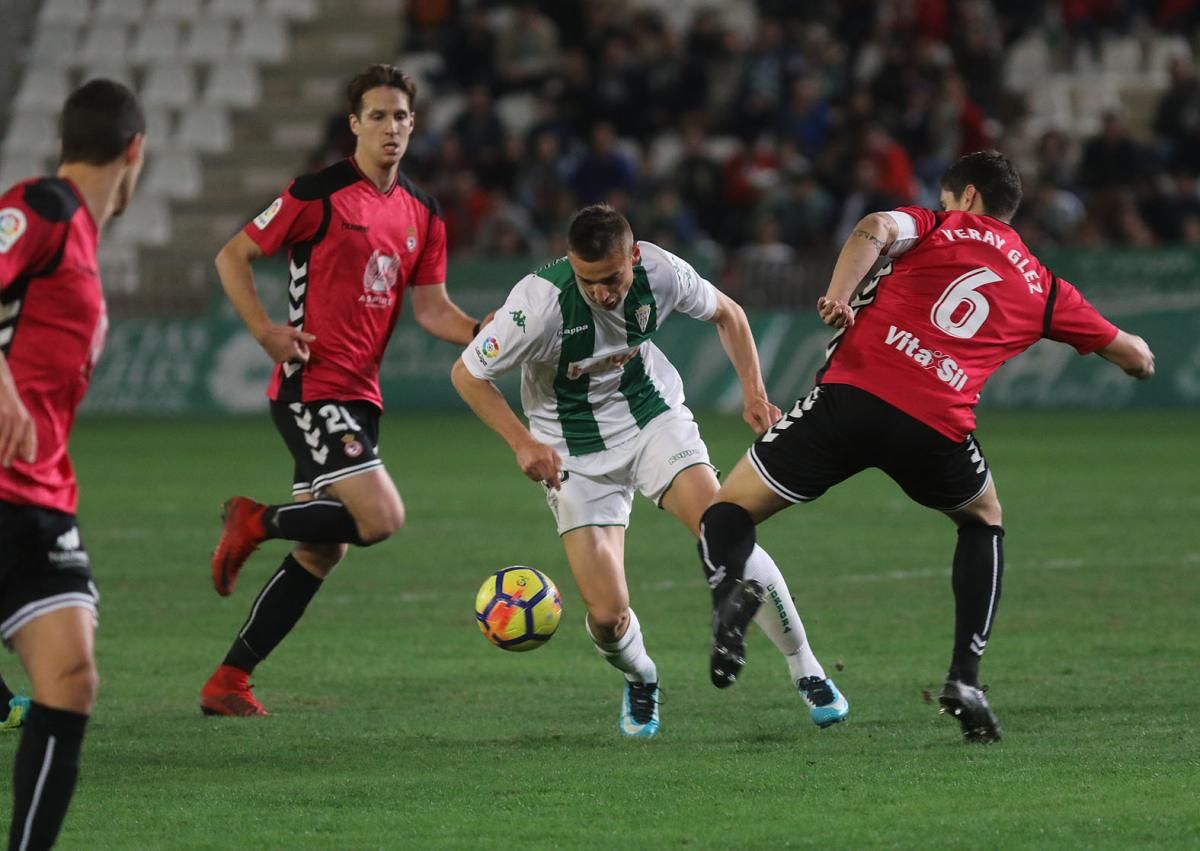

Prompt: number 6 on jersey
xmin=931 ymin=266 xmax=1001 ymax=339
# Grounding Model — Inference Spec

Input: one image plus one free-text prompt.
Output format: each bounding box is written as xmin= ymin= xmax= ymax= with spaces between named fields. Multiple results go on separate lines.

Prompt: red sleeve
xmin=893 ymin=205 xmax=940 ymax=238
xmin=242 ymin=183 xmax=324 ymax=257
xmin=412 ymin=212 xmax=447 ymax=286
xmin=1045 ymin=277 xmax=1119 ymax=354
xmin=0 ymin=187 xmax=58 ymax=291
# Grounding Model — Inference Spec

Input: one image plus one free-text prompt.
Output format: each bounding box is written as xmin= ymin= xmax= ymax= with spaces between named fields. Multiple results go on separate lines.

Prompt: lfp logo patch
xmin=481 ymin=336 xmax=501 ymax=359
xmin=0 ymin=208 xmax=27 ymax=253
xmin=253 ymin=197 xmax=283 ymax=230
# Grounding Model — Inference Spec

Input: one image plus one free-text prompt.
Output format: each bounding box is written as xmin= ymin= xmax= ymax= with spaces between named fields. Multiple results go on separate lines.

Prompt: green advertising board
xmin=82 ymin=254 xmax=1200 ymax=415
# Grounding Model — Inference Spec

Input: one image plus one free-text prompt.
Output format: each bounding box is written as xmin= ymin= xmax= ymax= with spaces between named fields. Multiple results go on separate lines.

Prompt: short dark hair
xmin=941 ymin=151 xmax=1023 ymax=220
xmin=60 ymin=79 xmax=144 ymax=166
xmin=347 ymin=64 xmax=418 ymax=116
xmin=567 ymin=204 xmax=633 ymax=261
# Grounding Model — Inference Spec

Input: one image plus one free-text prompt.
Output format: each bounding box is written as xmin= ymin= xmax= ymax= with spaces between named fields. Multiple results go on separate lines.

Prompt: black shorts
xmin=748 ymin=384 xmax=991 ymax=512
xmin=0 ymin=501 xmax=99 ymax=647
xmin=270 ymin=399 xmax=383 ymax=497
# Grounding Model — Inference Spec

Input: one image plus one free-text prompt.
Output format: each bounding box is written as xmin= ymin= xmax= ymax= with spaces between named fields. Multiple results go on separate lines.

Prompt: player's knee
xmin=294 ymin=543 xmax=348 ymax=578
xmin=356 ymin=501 xmax=405 ymax=545
xmin=586 ymin=603 xmax=630 ymax=640
xmin=37 ymin=658 xmax=99 ymax=714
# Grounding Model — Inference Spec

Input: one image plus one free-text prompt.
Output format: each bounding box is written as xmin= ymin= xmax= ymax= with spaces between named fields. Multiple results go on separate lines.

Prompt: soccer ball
xmin=475 ymin=566 xmax=562 ymax=652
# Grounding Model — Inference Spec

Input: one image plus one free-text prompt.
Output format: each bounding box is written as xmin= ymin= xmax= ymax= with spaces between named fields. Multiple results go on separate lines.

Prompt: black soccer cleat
xmin=939 ymin=679 xmax=1002 ymax=743
xmin=710 ymin=579 xmax=765 ymax=689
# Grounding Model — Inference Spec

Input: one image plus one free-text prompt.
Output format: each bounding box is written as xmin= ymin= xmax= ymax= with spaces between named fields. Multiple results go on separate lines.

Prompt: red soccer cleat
xmin=211 ymin=497 xmax=267 ymax=597
xmin=199 ymin=665 xmax=269 ymax=717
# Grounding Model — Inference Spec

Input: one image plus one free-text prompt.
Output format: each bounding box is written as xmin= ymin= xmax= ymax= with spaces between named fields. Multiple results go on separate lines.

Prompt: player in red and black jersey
xmin=697 ymin=152 xmax=1155 ymax=743
xmin=199 ymin=65 xmax=485 ymax=717
xmin=0 ymin=79 xmax=145 ymax=849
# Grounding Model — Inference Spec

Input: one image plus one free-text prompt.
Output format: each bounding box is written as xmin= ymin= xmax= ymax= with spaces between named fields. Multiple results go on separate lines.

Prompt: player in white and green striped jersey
xmin=453 ymin=205 xmax=849 ymax=736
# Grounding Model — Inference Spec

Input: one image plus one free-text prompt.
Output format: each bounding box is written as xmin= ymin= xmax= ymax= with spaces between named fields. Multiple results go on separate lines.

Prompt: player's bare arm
xmin=450 ymin=360 xmax=563 ymax=489
xmin=817 ymin=212 xmax=900 ymax=329
xmin=215 ymin=231 xmax=315 ymax=364
xmin=707 ymin=290 xmax=781 ymax=433
xmin=1097 ymin=329 xmax=1156 ymax=379
xmin=0 ymin=352 xmax=36 ymax=467
xmin=409 ymin=283 xmax=482 ymax=346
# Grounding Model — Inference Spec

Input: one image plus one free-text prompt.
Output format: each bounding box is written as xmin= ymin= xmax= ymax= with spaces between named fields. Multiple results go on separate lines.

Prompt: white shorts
xmin=543 ymin=407 xmax=713 ymax=536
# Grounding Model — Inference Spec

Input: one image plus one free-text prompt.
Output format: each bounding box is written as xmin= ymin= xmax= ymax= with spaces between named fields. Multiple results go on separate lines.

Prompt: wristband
xmin=472 ymin=321 xmax=481 ymax=336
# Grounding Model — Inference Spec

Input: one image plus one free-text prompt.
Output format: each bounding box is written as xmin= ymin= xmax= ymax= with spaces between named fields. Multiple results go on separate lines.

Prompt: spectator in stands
xmin=444 ymin=6 xmax=496 ymax=90
xmin=570 ymin=121 xmax=637 ymax=205
xmin=1153 ymin=57 xmax=1200 ymax=175
xmin=494 ymin=2 xmax=560 ymax=93
xmin=1077 ymin=111 xmax=1150 ymax=190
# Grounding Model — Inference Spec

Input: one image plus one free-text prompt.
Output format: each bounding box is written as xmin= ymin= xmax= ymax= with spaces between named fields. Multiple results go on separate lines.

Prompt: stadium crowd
xmin=308 ymin=0 xmax=1200 ymax=287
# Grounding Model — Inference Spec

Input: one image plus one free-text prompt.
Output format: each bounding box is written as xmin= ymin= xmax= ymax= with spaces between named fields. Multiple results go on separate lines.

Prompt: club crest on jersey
xmin=360 ymin=250 xmax=401 ymax=309
xmin=635 ymin=303 xmax=651 ymax=333
xmin=0 ymin=207 xmax=27 ymax=253
xmin=253 ymin=197 xmax=283 ymax=230
xmin=405 ymin=226 xmax=418 ymax=252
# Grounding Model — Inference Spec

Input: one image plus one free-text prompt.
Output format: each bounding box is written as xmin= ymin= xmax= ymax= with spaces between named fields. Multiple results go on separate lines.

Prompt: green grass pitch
xmin=2 ymin=410 xmax=1197 ymax=849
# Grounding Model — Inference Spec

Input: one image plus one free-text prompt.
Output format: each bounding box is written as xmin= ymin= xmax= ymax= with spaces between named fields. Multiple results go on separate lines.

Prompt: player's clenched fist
xmin=817 ymin=296 xmax=855 ymax=328
xmin=0 ymin=381 xmax=37 ymax=467
xmin=256 ymin=324 xmax=317 ymax=364
xmin=515 ymin=439 xmax=563 ymax=490
xmin=743 ymin=397 xmax=781 ymax=435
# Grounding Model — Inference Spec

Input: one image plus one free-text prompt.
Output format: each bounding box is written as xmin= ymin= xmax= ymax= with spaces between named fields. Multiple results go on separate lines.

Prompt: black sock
xmin=263 ymin=499 xmax=365 ymax=545
xmin=224 ymin=554 xmax=324 ymax=674
xmin=0 ymin=675 xmax=13 ymax=706
xmin=698 ymin=502 xmax=757 ymax=602
xmin=949 ymin=523 xmax=1005 ymax=687
xmin=8 ymin=703 xmax=88 ymax=851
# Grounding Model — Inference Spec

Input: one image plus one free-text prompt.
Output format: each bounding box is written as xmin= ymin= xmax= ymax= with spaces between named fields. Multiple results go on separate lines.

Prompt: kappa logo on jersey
xmin=510 ymin=310 xmax=526 ymax=332
xmin=635 ymin=304 xmax=651 ymax=333
xmin=884 ymin=324 xmax=969 ymax=391
xmin=360 ymin=249 xmax=401 ymax=309
xmin=0 ymin=207 xmax=27 ymax=253
xmin=253 ymin=197 xmax=283 ymax=230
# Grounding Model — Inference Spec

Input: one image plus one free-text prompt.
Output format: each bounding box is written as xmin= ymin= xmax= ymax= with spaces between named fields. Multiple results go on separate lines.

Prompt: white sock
xmin=586 ymin=607 xmax=658 ymax=683
xmin=744 ymin=545 xmax=827 ymax=682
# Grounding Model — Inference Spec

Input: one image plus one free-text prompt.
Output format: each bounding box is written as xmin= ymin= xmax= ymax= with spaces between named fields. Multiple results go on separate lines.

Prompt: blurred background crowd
xmin=307 ymin=0 xmax=1200 ymax=296
xmin=4 ymin=0 xmax=1200 ymax=309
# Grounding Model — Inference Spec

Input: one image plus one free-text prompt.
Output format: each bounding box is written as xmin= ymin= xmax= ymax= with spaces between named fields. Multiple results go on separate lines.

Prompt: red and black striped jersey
xmin=819 ymin=206 xmax=1118 ymax=442
xmin=0 ymin=177 xmax=104 ymax=514
xmin=243 ymin=157 xmax=447 ymax=409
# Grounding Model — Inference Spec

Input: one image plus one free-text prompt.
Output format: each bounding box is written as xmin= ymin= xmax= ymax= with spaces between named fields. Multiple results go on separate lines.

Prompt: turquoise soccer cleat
xmin=619 ymin=681 xmax=660 ymax=738
xmin=797 ymin=676 xmax=850 ymax=728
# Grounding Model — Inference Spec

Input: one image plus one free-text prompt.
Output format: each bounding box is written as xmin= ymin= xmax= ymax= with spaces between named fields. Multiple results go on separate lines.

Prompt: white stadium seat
xmin=94 ymin=0 xmax=148 ymax=23
xmin=39 ymin=0 xmax=94 ymax=25
xmin=141 ymin=63 xmax=196 ymax=108
xmin=204 ymin=62 xmax=263 ymax=108
xmin=130 ymin=20 xmax=183 ymax=64
xmin=1 ymin=113 xmax=58 ymax=160
xmin=264 ymin=0 xmax=317 ymax=21
xmin=141 ymin=108 xmax=175 ymax=146
xmin=14 ymin=68 xmax=71 ymax=112
xmin=208 ymin=0 xmax=263 ymax=19
xmin=148 ymin=0 xmax=204 ymax=19
xmin=184 ymin=19 xmax=233 ymax=62
xmin=29 ymin=28 xmax=78 ymax=65
xmin=176 ymin=105 xmax=233 ymax=153
xmin=109 ymin=196 xmax=172 ymax=246
xmin=142 ymin=151 xmax=202 ymax=200
xmin=237 ymin=17 xmax=288 ymax=62
xmin=78 ymin=24 xmax=132 ymax=67
xmin=80 ymin=63 xmax=137 ymax=91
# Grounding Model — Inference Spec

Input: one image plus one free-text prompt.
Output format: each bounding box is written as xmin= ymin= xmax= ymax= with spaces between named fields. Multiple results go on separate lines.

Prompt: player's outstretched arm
xmin=450 ymin=359 xmax=563 ymax=489
xmin=817 ymin=212 xmax=900 ymax=328
xmin=1097 ymin=329 xmax=1156 ymax=379
xmin=410 ymin=283 xmax=483 ymax=346
xmin=707 ymin=290 xmax=781 ymax=434
xmin=215 ymin=231 xmax=314 ymax=364
xmin=0 ymin=351 xmax=36 ymax=467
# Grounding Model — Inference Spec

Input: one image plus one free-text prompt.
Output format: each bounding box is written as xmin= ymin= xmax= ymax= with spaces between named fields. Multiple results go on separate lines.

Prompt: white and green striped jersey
xmin=462 ymin=241 xmax=719 ymax=458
